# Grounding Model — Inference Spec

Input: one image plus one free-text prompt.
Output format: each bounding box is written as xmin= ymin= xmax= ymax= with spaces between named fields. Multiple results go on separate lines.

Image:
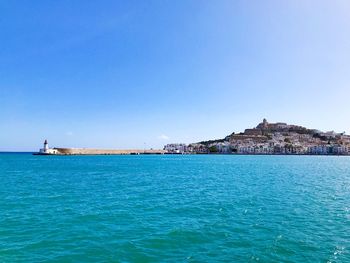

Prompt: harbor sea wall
xmin=53 ymin=148 xmax=166 ymax=155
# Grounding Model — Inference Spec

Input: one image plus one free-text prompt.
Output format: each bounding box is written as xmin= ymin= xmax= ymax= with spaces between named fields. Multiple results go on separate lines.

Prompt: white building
xmin=164 ymin=143 xmax=187 ymax=154
xmin=308 ymin=145 xmax=330 ymax=155
xmin=212 ymin=142 xmax=231 ymax=153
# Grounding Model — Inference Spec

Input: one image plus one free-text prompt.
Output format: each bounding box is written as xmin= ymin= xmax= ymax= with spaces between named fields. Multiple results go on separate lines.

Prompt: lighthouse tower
xmin=37 ymin=139 xmax=58 ymax=155
xmin=43 ymin=139 xmax=49 ymax=153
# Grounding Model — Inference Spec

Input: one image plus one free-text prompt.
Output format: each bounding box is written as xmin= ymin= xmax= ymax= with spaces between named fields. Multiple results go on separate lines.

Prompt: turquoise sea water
xmin=1 ymin=154 xmax=350 ymax=262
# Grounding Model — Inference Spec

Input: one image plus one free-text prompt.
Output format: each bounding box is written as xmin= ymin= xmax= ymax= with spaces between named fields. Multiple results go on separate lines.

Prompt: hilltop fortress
xmin=164 ymin=119 xmax=350 ymax=155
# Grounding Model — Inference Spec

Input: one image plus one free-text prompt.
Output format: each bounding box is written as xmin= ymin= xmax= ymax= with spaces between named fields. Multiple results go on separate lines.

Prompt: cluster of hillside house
xmin=164 ymin=119 xmax=350 ymax=155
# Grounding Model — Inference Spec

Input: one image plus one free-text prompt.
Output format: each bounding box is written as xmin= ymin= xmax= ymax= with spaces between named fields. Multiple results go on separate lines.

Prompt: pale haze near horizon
xmin=1 ymin=0 xmax=349 ymax=151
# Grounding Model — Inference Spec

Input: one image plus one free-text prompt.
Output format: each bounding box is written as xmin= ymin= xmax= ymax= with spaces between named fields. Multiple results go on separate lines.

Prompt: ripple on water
xmin=0 ymin=154 xmax=350 ymax=262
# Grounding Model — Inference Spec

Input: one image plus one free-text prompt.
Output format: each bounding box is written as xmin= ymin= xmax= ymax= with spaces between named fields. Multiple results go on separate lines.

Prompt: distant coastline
xmin=32 ymin=119 xmax=350 ymax=156
xmin=164 ymin=119 xmax=350 ymax=156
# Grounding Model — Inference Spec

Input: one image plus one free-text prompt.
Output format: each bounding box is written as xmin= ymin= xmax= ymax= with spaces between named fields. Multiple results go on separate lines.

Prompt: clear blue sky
xmin=1 ymin=0 xmax=350 ymax=151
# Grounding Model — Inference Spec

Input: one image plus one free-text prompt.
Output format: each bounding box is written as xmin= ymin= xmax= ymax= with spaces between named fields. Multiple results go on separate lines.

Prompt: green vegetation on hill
xmin=199 ymin=138 xmax=226 ymax=146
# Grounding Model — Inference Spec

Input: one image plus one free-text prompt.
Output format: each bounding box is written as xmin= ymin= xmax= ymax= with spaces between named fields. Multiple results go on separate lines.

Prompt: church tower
xmin=257 ymin=118 xmax=269 ymax=130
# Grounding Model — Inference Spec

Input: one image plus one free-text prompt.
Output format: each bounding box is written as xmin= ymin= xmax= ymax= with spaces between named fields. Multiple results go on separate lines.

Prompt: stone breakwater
xmin=50 ymin=148 xmax=166 ymax=155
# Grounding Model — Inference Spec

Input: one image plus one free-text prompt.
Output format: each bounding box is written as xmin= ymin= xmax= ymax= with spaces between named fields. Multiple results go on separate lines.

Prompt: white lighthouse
xmin=38 ymin=140 xmax=58 ymax=155
xmin=43 ymin=139 xmax=49 ymax=152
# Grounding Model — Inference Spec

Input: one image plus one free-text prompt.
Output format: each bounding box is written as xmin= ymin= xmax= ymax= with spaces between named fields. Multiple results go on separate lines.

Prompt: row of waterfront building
xmin=164 ymin=142 xmax=350 ymax=155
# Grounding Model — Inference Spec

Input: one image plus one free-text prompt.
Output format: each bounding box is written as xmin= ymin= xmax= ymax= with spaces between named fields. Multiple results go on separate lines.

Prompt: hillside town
xmin=164 ymin=119 xmax=350 ymax=155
